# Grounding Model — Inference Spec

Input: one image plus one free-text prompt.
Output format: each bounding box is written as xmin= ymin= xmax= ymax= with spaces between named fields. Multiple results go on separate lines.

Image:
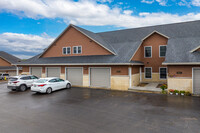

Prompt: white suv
xmin=7 ymin=75 xmax=39 ymax=91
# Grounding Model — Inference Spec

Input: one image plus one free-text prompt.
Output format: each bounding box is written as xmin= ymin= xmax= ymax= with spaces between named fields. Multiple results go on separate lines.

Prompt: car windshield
xmin=36 ymin=79 xmax=48 ymax=83
xmin=9 ymin=77 xmax=18 ymax=81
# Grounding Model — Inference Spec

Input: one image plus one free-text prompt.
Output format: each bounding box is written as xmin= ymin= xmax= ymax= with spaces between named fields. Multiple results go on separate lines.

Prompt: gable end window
xmin=145 ymin=67 xmax=152 ymax=79
xmin=66 ymin=47 xmax=71 ymax=54
xmin=63 ymin=47 xmax=71 ymax=55
xmin=144 ymin=46 xmax=152 ymax=58
xmin=63 ymin=47 xmax=66 ymax=54
xmin=73 ymin=46 xmax=82 ymax=54
xmin=160 ymin=45 xmax=167 ymax=57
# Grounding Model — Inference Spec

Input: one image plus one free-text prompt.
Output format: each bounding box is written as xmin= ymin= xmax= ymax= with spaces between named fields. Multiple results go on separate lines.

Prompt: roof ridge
xmin=97 ymin=19 xmax=200 ymax=34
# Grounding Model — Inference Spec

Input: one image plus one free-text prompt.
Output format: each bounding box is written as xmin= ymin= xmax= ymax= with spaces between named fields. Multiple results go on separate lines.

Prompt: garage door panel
xmin=66 ymin=68 xmax=83 ymax=86
xmin=31 ymin=67 xmax=42 ymax=78
xmin=47 ymin=68 xmax=60 ymax=77
xmin=193 ymin=68 xmax=200 ymax=95
xmin=90 ymin=68 xmax=110 ymax=88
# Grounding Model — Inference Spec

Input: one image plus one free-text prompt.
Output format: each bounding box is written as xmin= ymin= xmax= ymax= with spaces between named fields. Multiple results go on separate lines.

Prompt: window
xmin=160 ymin=45 xmax=167 ymax=57
xmin=30 ymin=76 xmax=38 ymax=79
xmin=160 ymin=68 xmax=167 ymax=79
xmin=144 ymin=46 xmax=152 ymax=58
xmin=20 ymin=76 xmax=31 ymax=80
xmin=63 ymin=47 xmax=66 ymax=54
xmin=67 ymin=47 xmax=71 ymax=54
xmin=63 ymin=47 xmax=71 ymax=55
xmin=49 ymin=79 xmax=57 ymax=83
xmin=73 ymin=46 xmax=82 ymax=54
xmin=145 ymin=67 xmax=152 ymax=79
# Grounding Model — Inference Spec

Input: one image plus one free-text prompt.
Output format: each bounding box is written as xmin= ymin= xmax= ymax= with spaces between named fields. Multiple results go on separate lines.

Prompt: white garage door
xmin=46 ymin=67 xmax=60 ymax=77
xmin=66 ymin=68 xmax=83 ymax=86
xmin=90 ymin=68 xmax=110 ymax=88
xmin=193 ymin=68 xmax=200 ymax=95
xmin=30 ymin=67 xmax=42 ymax=78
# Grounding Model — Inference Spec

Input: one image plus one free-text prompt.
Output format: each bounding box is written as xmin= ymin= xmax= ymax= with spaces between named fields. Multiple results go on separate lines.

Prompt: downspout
xmin=129 ymin=67 xmax=132 ymax=88
xmin=15 ymin=65 xmax=19 ymax=76
xmin=140 ymin=67 xmax=142 ymax=83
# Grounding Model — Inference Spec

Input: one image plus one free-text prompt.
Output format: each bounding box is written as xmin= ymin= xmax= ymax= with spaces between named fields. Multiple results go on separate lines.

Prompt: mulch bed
xmin=137 ymin=83 xmax=148 ymax=87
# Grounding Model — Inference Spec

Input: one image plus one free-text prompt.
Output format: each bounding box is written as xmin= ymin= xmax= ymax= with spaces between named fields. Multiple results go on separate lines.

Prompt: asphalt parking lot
xmin=0 ymin=83 xmax=199 ymax=133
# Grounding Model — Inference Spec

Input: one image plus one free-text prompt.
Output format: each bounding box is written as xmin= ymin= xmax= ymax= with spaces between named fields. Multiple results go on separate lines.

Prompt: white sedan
xmin=31 ymin=77 xmax=71 ymax=94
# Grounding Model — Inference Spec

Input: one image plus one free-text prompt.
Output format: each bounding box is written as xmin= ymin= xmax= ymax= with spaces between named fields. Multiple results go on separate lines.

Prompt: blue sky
xmin=0 ymin=0 xmax=200 ymax=59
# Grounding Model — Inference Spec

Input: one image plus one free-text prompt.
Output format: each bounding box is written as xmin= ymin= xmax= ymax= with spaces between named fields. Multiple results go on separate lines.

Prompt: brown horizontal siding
xmin=0 ymin=57 xmax=11 ymax=66
xmin=21 ymin=65 xmax=130 ymax=76
xmin=132 ymin=33 xmax=168 ymax=73
xmin=42 ymin=27 xmax=112 ymax=58
xmin=168 ymin=65 xmax=200 ymax=77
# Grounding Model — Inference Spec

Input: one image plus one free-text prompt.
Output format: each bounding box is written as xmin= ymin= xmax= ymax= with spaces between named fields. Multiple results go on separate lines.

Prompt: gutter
xmin=12 ymin=63 xmax=144 ymax=66
xmin=162 ymin=62 xmax=200 ymax=65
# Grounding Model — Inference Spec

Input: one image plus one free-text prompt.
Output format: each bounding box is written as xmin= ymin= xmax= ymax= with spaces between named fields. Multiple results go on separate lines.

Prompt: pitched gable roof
xmin=39 ymin=24 xmax=116 ymax=58
xmin=71 ymin=25 xmax=116 ymax=55
xmin=0 ymin=51 xmax=21 ymax=64
xmin=16 ymin=20 xmax=200 ymax=65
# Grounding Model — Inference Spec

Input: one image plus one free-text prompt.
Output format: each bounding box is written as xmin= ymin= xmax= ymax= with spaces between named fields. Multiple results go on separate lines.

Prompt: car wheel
xmin=46 ymin=87 xmax=52 ymax=94
xmin=19 ymin=85 xmax=27 ymax=92
xmin=66 ymin=83 xmax=71 ymax=89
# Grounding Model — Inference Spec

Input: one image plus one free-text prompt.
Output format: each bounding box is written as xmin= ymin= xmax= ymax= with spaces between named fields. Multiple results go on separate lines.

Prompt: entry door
xmin=90 ymin=68 xmax=110 ymax=88
xmin=193 ymin=68 xmax=200 ymax=95
xmin=66 ymin=68 xmax=83 ymax=86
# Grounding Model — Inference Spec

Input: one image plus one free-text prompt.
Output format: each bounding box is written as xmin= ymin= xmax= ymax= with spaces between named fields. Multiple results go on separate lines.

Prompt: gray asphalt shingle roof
xmin=16 ymin=20 xmax=200 ymax=65
xmin=0 ymin=66 xmax=22 ymax=71
xmin=0 ymin=51 xmax=21 ymax=64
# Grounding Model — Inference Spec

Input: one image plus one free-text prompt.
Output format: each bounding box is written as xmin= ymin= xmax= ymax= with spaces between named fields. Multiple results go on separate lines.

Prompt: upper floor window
xmin=144 ymin=46 xmax=152 ymax=58
xmin=73 ymin=46 xmax=82 ymax=54
xmin=63 ymin=47 xmax=71 ymax=55
xmin=160 ymin=45 xmax=167 ymax=57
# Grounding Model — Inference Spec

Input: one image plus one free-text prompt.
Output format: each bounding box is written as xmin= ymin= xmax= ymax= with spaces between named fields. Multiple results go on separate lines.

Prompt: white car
xmin=7 ymin=75 xmax=39 ymax=91
xmin=31 ymin=77 xmax=71 ymax=94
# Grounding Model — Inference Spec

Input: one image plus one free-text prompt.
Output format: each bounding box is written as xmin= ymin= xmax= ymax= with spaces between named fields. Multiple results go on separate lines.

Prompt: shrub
xmin=169 ymin=89 xmax=174 ymax=93
xmin=185 ymin=91 xmax=191 ymax=96
xmin=174 ymin=90 xmax=180 ymax=94
xmin=162 ymin=90 xmax=167 ymax=94
xmin=160 ymin=84 xmax=167 ymax=91
xmin=180 ymin=91 xmax=185 ymax=94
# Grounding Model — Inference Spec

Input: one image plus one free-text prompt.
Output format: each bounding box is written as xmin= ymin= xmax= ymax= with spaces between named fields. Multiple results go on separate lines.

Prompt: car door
xmin=30 ymin=76 xmax=39 ymax=83
xmin=21 ymin=76 xmax=32 ymax=87
xmin=57 ymin=78 xmax=66 ymax=89
xmin=48 ymin=79 xmax=58 ymax=91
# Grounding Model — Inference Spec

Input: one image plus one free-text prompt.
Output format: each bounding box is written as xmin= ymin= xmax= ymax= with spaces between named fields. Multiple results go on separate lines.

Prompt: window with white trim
xmin=66 ymin=47 xmax=71 ymax=54
xmin=160 ymin=45 xmax=167 ymax=57
xmin=144 ymin=46 xmax=152 ymax=58
xmin=145 ymin=67 xmax=152 ymax=79
xmin=73 ymin=46 xmax=82 ymax=54
xmin=160 ymin=68 xmax=167 ymax=79
xmin=63 ymin=47 xmax=66 ymax=54
xmin=63 ymin=47 xmax=71 ymax=55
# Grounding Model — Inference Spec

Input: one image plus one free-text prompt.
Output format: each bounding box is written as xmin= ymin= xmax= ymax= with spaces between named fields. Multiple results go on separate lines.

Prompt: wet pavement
xmin=0 ymin=83 xmax=199 ymax=133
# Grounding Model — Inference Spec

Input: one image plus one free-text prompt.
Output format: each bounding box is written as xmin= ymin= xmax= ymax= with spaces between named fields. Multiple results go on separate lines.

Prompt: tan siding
xmin=0 ymin=57 xmax=11 ymax=66
xmin=42 ymin=27 xmax=112 ymax=58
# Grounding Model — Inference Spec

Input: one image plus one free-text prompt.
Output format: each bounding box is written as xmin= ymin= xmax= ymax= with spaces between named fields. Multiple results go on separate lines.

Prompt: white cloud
xmin=141 ymin=0 xmax=167 ymax=6
xmin=0 ymin=32 xmax=54 ymax=58
xmin=141 ymin=0 xmax=154 ymax=4
xmin=0 ymin=0 xmax=200 ymax=28
xmin=192 ymin=0 xmax=200 ymax=6
xmin=14 ymin=54 xmax=34 ymax=59
xmin=156 ymin=0 xmax=168 ymax=6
